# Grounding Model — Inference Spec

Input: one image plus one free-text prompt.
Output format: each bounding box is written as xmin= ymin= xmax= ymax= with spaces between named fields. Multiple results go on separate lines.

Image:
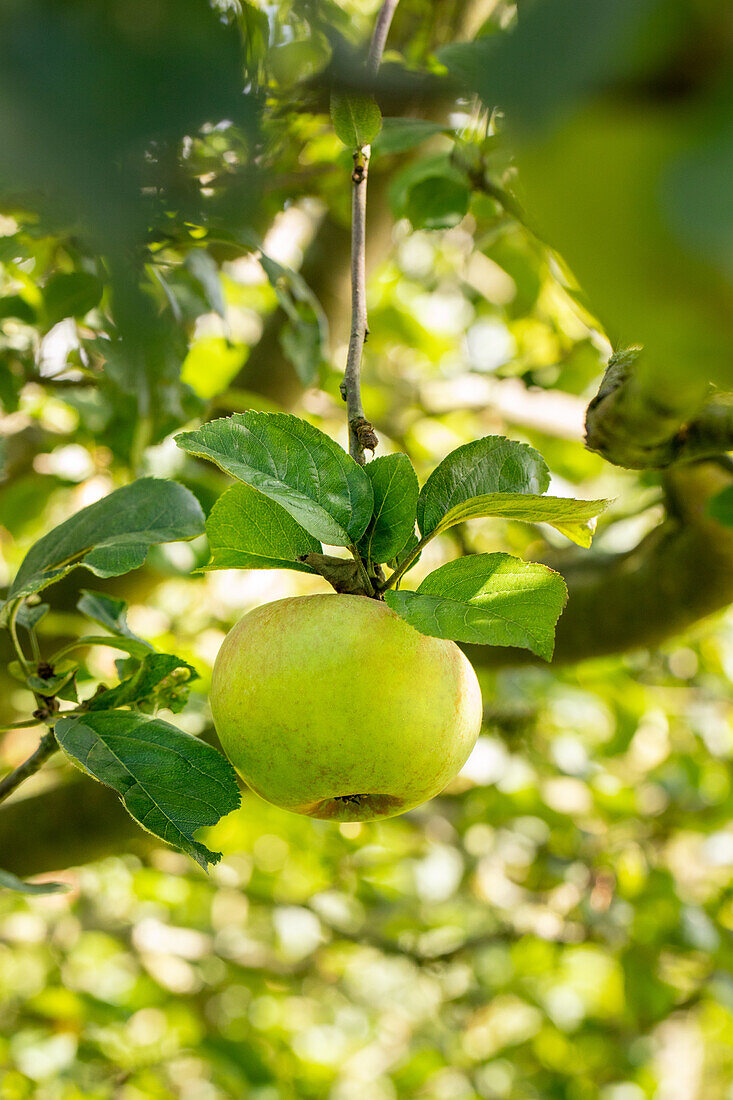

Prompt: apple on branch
xmin=210 ymin=594 xmax=483 ymax=822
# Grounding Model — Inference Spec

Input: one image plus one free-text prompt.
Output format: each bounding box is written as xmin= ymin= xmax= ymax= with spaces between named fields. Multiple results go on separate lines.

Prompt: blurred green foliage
xmin=0 ymin=0 xmax=732 ymax=1096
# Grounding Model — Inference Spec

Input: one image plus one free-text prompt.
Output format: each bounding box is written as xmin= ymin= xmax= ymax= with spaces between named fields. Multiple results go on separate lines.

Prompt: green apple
xmin=210 ymin=594 xmax=482 ymax=822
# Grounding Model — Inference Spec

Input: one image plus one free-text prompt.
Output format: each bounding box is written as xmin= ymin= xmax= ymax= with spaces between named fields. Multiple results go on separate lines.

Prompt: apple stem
xmin=349 ymin=545 xmax=377 ymax=597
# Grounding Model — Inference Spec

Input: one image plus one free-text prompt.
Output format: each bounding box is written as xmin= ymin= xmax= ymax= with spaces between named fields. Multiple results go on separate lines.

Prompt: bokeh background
xmin=1 ymin=1 xmax=733 ymax=1097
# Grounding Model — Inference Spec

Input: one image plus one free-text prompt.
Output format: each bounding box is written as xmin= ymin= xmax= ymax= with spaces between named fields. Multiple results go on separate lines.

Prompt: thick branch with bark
xmin=466 ymin=459 xmax=733 ymax=670
xmin=585 ymin=348 xmax=733 ymax=469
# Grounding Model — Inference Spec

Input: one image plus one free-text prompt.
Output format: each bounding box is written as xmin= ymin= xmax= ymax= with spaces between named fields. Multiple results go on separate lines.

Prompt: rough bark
xmin=585 ymin=349 xmax=733 ymax=469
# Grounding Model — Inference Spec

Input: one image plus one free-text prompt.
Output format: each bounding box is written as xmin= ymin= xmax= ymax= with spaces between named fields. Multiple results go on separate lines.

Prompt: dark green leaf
xmin=260 ymin=252 xmax=328 ymax=389
xmin=15 ymin=602 xmax=50 ymax=631
xmin=55 ymin=712 xmax=240 ymax=868
xmin=185 ymin=251 xmax=226 ymax=319
xmin=0 ymin=868 xmax=69 ymax=895
xmin=7 ymin=479 xmax=205 ymax=602
xmin=88 ymin=652 xmax=197 ymax=713
xmin=384 ymin=553 xmax=567 ymax=660
xmin=77 ymin=590 xmax=152 ymax=657
xmin=436 ymin=0 xmax=651 ymax=133
xmin=437 ymin=41 xmax=495 ymax=89
xmin=708 ymin=486 xmax=733 ymax=527
xmin=417 ymin=436 xmax=550 ymax=538
xmin=205 ymin=483 xmax=321 ymax=573
xmin=175 ymin=412 xmax=373 ymax=546
xmin=432 ymin=493 xmax=611 ymax=548
xmin=43 ymin=272 xmax=103 ymax=326
xmin=390 ymin=155 xmax=470 ymax=231
xmin=406 ymin=175 xmax=470 ymax=231
xmin=359 ymin=455 xmax=419 ymax=564
xmin=330 ymin=92 xmax=382 ymax=148
xmin=0 ymin=295 xmax=36 ymax=324
xmin=279 ymin=313 xmax=322 ymax=388
xmin=373 ymin=118 xmax=449 ymax=156
xmin=388 ymin=531 xmax=422 ymax=576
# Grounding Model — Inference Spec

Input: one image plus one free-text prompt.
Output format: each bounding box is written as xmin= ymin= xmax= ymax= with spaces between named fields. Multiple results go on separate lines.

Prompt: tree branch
xmin=367 ymin=0 xmax=401 ymax=75
xmin=0 ymin=730 xmax=58 ymax=804
xmin=339 ymin=1 xmax=399 ymax=463
xmin=585 ymin=348 xmax=733 ymax=469
xmin=340 ymin=145 xmax=376 ymax=464
xmin=466 ymin=459 xmax=733 ymax=669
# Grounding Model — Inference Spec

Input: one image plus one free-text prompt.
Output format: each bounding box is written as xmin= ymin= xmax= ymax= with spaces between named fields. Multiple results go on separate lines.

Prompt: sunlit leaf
xmin=88 ymin=652 xmax=197 ymax=713
xmin=432 ymin=493 xmax=611 ymax=547
xmin=384 ymin=553 xmax=567 ymax=660
xmin=176 ymin=412 xmax=373 ymax=546
xmin=417 ymin=436 xmax=550 ymax=537
xmin=205 ymin=483 xmax=321 ymax=573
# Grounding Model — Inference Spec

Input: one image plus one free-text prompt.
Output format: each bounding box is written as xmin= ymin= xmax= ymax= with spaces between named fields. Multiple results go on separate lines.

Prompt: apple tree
xmin=0 ymin=0 xmax=732 ymax=1096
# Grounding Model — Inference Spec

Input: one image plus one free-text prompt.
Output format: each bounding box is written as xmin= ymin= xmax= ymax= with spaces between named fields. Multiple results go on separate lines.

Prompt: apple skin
xmin=210 ymin=594 xmax=482 ymax=822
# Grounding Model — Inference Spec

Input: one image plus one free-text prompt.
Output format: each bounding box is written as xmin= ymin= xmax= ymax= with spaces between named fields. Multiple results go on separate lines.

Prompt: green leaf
xmin=388 ymin=531 xmax=422 ymax=576
xmin=384 ymin=553 xmax=568 ymax=661
xmin=7 ymin=479 xmax=205 ymax=602
xmin=70 ymin=636 xmax=154 ymax=659
xmin=373 ymin=118 xmax=448 ymax=156
xmin=185 ymin=250 xmax=226 ymax=318
xmin=55 ymin=711 xmax=240 ymax=869
xmin=417 ymin=436 xmax=550 ymax=538
xmin=436 ymin=40 xmax=494 ymax=89
xmin=181 ymin=338 xmax=247 ymax=400
xmin=279 ymin=313 xmax=322 ymax=389
xmin=15 ymin=602 xmax=50 ymax=631
xmin=359 ymin=455 xmax=419 ymax=564
xmin=77 ymin=590 xmax=152 ymax=656
xmin=175 ymin=412 xmax=373 ymax=546
xmin=260 ymin=251 xmax=328 ymax=389
xmin=406 ymin=174 xmax=470 ymax=231
xmin=431 ymin=493 xmax=611 ymax=548
xmin=390 ymin=154 xmax=470 ymax=231
xmin=330 ymin=92 xmax=382 ymax=148
xmin=43 ymin=272 xmax=103 ymax=326
xmin=88 ymin=652 xmax=197 ymax=713
xmin=0 ymin=294 xmax=36 ymax=324
xmin=0 ymin=868 xmax=69 ymax=895
xmin=205 ymin=483 xmax=321 ymax=573
xmin=708 ymin=486 xmax=733 ymax=527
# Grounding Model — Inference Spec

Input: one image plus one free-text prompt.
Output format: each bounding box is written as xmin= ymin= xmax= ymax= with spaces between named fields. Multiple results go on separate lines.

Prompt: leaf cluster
xmin=176 ymin=412 xmax=609 ymax=661
xmin=1 ymin=478 xmax=240 ymax=889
